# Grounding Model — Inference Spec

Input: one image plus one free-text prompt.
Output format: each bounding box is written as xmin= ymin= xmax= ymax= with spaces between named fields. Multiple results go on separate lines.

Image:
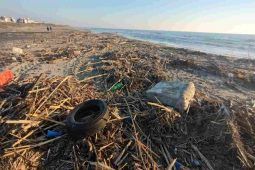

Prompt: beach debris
xmin=146 ymin=81 xmax=195 ymax=112
xmin=191 ymin=159 xmax=201 ymax=167
xmin=66 ymin=99 xmax=109 ymax=138
xmin=227 ymin=72 xmax=234 ymax=83
xmin=252 ymin=100 xmax=255 ymax=108
xmin=12 ymin=47 xmax=23 ymax=55
xmin=109 ymin=81 xmax=124 ymax=92
xmin=25 ymin=45 xmax=31 ymax=48
xmin=46 ymin=130 xmax=63 ymax=138
xmin=0 ymin=70 xmax=14 ymax=89
xmin=174 ymin=161 xmax=187 ymax=170
xmin=73 ymin=50 xmax=81 ymax=56
xmin=0 ymin=30 xmax=254 ymax=169
xmin=11 ymin=57 xmax=17 ymax=61
xmin=147 ymin=102 xmax=181 ymax=122
xmin=191 ymin=144 xmax=214 ymax=170
xmin=0 ymin=147 xmax=4 ymax=155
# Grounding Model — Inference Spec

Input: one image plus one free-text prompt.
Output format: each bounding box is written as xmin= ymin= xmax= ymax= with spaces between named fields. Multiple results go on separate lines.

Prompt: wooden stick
xmin=79 ymin=74 xmax=107 ymax=83
xmin=6 ymin=135 xmax=66 ymax=152
xmin=2 ymin=148 xmax=29 ymax=158
xmin=163 ymin=144 xmax=173 ymax=163
xmin=107 ymin=116 xmax=130 ymax=123
xmin=228 ymin=120 xmax=252 ymax=167
xmin=2 ymin=117 xmax=64 ymax=126
xmin=39 ymin=117 xmax=66 ymax=126
xmin=136 ymin=139 xmax=159 ymax=158
xmin=114 ymin=140 xmax=132 ymax=165
xmin=191 ymin=144 xmax=214 ymax=170
xmin=33 ymin=76 xmax=70 ymax=114
xmin=147 ymin=102 xmax=174 ymax=114
xmin=73 ymin=145 xmax=79 ymax=169
xmin=28 ymin=87 xmax=49 ymax=94
xmin=12 ymin=130 xmax=35 ymax=147
xmin=111 ymin=108 xmax=122 ymax=119
xmin=0 ymin=99 xmax=6 ymax=109
xmin=137 ymin=139 xmax=159 ymax=168
xmin=99 ymin=142 xmax=114 ymax=152
xmin=160 ymin=144 xmax=169 ymax=164
xmin=1 ymin=120 xmax=39 ymax=124
xmin=167 ymin=158 xmax=177 ymax=170
xmin=124 ymin=99 xmax=146 ymax=168
xmin=117 ymin=153 xmax=129 ymax=166
xmin=27 ymin=73 xmax=44 ymax=95
xmin=88 ymin=161 xmax=115 ymax=170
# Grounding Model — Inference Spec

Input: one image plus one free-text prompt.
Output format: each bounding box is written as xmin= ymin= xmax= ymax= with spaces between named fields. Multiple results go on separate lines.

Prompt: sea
xmin=90 ymin=28 xmax=255 ymax=59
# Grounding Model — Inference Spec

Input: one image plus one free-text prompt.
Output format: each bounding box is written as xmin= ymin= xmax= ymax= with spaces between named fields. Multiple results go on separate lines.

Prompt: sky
xmin=0 ymin=0 xmax=255 ymax=34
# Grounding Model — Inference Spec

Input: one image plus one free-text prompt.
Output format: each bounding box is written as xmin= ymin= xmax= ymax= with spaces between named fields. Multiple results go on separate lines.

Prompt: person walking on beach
xmin=47 ymin=26 xmax=49 ymax=32
xmin=49 ymin=26 xmax=52 ymax=31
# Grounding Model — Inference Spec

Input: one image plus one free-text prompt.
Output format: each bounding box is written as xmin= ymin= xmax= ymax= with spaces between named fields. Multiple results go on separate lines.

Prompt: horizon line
xmin=81 ymin=25 xmax=255 ymax=36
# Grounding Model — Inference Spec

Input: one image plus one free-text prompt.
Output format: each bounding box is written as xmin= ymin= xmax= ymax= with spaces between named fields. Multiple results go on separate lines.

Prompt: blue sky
xmin=0 ymin=0 xmax=255 ymax=34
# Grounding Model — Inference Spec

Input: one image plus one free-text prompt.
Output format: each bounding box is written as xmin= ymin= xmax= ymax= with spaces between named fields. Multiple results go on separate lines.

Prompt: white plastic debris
xmin=146 ymin=81 xmax=195 ymax=112
xmin=12 ymin=47 xmax=23 ymax=55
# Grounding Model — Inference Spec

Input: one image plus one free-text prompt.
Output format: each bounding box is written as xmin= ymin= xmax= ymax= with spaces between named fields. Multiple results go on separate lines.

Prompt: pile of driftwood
xmin=0 ymin=46 xmax=254 ymax=170
xmin=228 ymin=101 xmax=255 ymax=168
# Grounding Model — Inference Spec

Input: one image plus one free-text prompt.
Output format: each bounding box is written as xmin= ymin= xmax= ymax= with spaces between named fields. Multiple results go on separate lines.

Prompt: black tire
xmin=66 ymin=99 xmax=109 ymax=138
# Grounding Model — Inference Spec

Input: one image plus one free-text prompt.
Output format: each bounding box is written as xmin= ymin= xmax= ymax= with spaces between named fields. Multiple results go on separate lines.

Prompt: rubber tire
xmin=66 ymin=99 xmax=108 ymax=138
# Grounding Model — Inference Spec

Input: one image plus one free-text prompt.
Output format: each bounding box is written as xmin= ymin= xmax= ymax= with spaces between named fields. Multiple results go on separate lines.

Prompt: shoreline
xmin=90 ymin=28 xmax=255 ymax=59
xmin=121 ymin=33 xmax=254 ymax=60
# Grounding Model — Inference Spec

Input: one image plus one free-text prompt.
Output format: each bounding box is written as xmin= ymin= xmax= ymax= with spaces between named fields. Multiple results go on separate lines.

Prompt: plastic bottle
xmin=110 ymin=82 xmax=124 ymax=92
xmin=0 ymin=70 xmax=14 ymax=88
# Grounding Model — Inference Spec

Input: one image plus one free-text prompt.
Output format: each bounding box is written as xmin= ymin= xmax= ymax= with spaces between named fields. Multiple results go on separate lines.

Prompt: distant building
xmin=0 ymin=16 xmax=5 ymax=21
xmin=0 ymin=16 xmax=39 ymax=24
xmin=10 ymin=17 xmax=16 ymax=22
xmin=17 ymin=18 xmax=27 ymax=23
xmin=0 ymin=16 xmax=16 ymax=23
xmin=17 ymin=18 xmax=38 ymax=23
xmin=26 ymin=18 xmax=37 ymax=23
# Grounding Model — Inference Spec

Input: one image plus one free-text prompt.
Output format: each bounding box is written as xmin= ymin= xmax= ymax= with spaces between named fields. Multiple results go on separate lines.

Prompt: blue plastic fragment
xmin=0 ymin=147 xmax=4 ymax=154
xmin=123 ymin=116 xmax=132 ymax=125
xmin=175 ymin=161 xmax=183 ymax=170
xmin=191 ymin=159 xmax=201 ymax=167
xmin=47 ymin=130 xmax=62 ymax=138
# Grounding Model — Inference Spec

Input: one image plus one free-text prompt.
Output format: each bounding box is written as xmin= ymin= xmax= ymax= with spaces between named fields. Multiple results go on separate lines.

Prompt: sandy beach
xmin=1 ymin=23 xmax=254 ymax=98
xmin=0 ymin=23 xmax=255 ymax=169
